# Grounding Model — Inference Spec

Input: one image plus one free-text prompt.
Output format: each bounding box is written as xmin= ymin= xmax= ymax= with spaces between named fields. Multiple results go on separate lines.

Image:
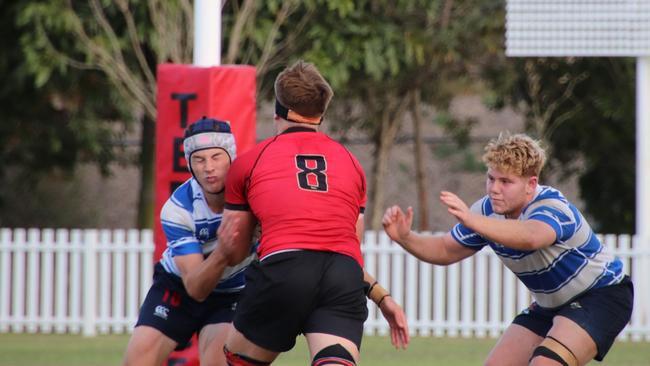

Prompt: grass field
xmin=0 ymin=333 xmax=648 ymax=365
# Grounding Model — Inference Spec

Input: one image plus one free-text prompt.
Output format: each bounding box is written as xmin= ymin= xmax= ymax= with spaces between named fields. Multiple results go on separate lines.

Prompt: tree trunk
xmin=224 ymin=0 xmax=256 ymax=64
xmin=368 ymin=95 xmax=410 ymax=230
xmin=368 ymin=120 xmax=396 ymax=231
xmin=411 ymin=91 xmax=430 ymax=231
xmin=136 ymin=114 xmax=155 ymax=228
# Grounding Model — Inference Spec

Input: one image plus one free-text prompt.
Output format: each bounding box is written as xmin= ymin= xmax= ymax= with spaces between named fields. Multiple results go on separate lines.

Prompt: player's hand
xmin=216 ymin=216 xmax=241 ymax=265
xmin=378 ymin=296 xmax=410 ymax=349
xmin=440 ymin=191 xmax=471 ymax=225
xmin=382 ymin=205 xmax=414 ymax=245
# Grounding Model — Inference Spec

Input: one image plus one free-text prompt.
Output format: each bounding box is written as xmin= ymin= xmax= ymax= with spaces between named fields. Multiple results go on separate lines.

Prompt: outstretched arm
xmin=382 ymin=205 xmax=476 ymax=265
xmin=439 ymin=191 xmax=556 ymax=251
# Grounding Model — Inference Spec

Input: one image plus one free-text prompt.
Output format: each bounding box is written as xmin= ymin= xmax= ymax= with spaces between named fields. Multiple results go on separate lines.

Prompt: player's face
xmin=485 ymin=167 xmax=536 ymax=219
xmin=190 ymin=148 xmax=231 ymax=194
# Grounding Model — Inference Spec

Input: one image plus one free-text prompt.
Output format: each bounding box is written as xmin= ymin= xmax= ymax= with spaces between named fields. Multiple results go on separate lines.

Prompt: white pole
xmin=636 ymin=57 xmax=650 ymax=332
xmin=193 ymin=0 xmax=221 ymax=66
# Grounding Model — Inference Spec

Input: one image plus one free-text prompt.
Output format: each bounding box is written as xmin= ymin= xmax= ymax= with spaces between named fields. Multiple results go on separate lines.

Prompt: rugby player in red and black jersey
xmin=214 ymin=60 xmax=409 ymax=366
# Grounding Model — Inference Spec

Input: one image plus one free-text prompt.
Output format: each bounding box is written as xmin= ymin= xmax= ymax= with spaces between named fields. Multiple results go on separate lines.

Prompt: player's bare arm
xmin=174 ymin=251 xmax=228 ymax=302
xmin=379 ymin=296 xmax=410 ymax=349
xmin=217 ymin=209 xmax=257 ymax=266
xmin=358 ymin=214 xmax=410 ymax=349
xmin=439 ymin=191 xmax=557 ymax=251
xmin=382 ymin=205 xmax=475 ymax=265
xmin=363 ymin=270 xmax=410 ymax=349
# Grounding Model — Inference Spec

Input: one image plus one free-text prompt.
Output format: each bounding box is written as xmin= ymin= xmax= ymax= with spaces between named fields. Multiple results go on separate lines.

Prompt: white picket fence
xmin=0 ymin=228 xmax=154 ymax=336
xmin=0 ymin=228 xmax=648 ymax=341
xmin=363 ymin=232 xmax=650 ymax=342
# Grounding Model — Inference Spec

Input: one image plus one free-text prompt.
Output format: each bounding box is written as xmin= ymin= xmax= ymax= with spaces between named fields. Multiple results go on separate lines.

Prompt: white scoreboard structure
xmin=506 ymin=0 xmax=650 ymax=57
xmin=505 ymin=0 xmax=649 ymax=336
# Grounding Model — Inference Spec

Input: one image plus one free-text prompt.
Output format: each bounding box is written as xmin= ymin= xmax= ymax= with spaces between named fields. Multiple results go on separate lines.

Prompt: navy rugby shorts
xmin=513 ymin=276 xmax=633 ymax=361
xmin=135 ymin=263 xmax=240 ymax=349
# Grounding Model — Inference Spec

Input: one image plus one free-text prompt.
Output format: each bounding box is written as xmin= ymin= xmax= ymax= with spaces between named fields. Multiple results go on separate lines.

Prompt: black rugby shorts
xmin=232 ymin=250 xmax=368 ymax=352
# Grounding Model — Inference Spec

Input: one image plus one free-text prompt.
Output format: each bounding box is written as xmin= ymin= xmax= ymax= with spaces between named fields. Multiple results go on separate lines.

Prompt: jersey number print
xmin=296 ymin=155 xmax=328 ymax=192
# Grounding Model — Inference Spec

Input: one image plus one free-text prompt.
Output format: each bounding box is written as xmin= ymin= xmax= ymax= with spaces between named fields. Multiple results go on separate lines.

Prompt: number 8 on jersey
xmin=296 ymin=154 xmax=328 ymax=192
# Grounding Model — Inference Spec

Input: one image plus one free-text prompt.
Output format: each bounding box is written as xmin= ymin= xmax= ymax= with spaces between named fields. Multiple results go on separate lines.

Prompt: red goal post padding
xmin=154 ymin=64 xmax=256 ymax=366
xmin=155 ymin=63 xmax=256 ymax=260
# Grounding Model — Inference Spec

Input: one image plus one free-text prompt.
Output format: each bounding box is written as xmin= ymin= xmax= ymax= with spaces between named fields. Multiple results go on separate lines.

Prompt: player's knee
xmin=529 ymin=336 xmax=578 ymax=366
xmin=122 ymin=329 xmax=174 ymax=366
xmin=311 ymin=344 xmax=356 ymax=366
xmin=223 ymin=345 xmax=271 ymax=366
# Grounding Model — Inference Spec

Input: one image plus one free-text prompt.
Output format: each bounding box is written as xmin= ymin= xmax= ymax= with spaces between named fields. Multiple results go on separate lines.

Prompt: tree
xmin=19 ymin=0 xmax=315 ymax=228
xmin=0 ymin=0 xmax=129 ymax=226
xmin=410 ymin=91 xmax=430 ymax=230
xmin=13 ymin=0 xmax=509 ymax=231
xmin=290 ymin=0 xmax=504 ymax=229
xmin=17 ymin=0 xmax=194 ymax=228
xmin=222 ymin=0 xmax=328 ymax=97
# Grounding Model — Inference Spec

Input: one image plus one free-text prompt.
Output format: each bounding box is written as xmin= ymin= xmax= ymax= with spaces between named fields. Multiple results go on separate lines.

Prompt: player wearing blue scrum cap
xmin=122 ymin=117 xmax=256 ymax=366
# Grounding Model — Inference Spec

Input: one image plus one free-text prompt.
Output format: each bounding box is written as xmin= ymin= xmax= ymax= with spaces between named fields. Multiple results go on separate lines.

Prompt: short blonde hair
xmin=482 ymin=133 xmax=546 ymax=177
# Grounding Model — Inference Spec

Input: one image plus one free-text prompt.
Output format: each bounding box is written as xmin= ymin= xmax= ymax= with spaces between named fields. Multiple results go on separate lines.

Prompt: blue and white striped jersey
xmin=159 ymin=178 xmax=256 ymax=293
xmin=451 ymin=185 xmax=624 ymax=308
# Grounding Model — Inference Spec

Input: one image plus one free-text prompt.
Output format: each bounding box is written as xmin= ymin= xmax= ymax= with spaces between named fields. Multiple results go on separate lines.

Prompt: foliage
xmin=483 ymin=57 xmax=636 ymax=233
xmin=14 ymin=0 xmax=318 ymax=227
xmin=18 ymin=0 xmax=189 ymax=120
xmin=15 ymin=0 xmax=194 ymax=228
xmin=0 ymin=0 xmax=127 ymax=211
xmin=8 ymin=0 xmax=633 ymax=233
xmin=290 ymin=0 xmax=504 ymax=227
xmin=225 ymin=0 xmax=507 ymax=229
xmin=222 ymin=0 xmax=504 ymax=114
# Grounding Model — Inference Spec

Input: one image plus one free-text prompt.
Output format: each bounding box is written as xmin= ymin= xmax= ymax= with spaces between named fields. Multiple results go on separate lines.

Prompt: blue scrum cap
xmin=183 ymin=117 xmax=237 ymax=165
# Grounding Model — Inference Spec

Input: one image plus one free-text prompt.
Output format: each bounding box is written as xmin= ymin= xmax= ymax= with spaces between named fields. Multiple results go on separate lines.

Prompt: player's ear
xmin=526 ymin=176 xmax=538 ymax=194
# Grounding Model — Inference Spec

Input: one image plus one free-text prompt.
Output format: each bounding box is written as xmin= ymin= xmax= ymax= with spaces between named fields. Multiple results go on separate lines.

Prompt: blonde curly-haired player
xmin=383 ymin=133 xmax=633 ymax=366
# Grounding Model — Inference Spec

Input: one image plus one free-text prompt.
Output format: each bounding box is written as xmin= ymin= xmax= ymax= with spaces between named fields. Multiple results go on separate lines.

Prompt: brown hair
xmin=482 ymin=133 xmax=547 ymax=177
xmin=274 ymin=60 xmax=333 ymax=118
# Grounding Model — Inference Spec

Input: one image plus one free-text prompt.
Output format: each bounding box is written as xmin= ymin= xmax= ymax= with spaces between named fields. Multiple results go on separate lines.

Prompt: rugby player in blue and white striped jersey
xmin=123 ymin=117 xmax=256 ymax=366
xmin=383 ymin=133 xmax=633 ymax=366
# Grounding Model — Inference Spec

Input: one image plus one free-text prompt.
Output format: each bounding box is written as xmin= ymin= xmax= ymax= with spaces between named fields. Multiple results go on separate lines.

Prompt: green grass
xmin=0 ymin=333 xmax=129 ymax=366
xmin=0 ymin=333 xmax=648 ymax=366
